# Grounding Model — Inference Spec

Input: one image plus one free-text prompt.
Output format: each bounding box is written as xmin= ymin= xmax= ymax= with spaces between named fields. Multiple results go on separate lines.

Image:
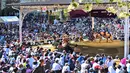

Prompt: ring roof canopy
xmin=7 ymin=0 xmax=116 ymax=6
xmin=7 ymin=0 xmax=79 ymax=6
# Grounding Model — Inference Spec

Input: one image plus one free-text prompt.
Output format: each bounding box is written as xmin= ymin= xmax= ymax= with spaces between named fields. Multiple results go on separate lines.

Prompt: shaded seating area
xmin=69 ymin=10 xmax=89 ymax=18
xmin=0 ymin=16 xmax=19 ymax=45
xmin=90 ymin=9 xmax=117 ymax=18
xmin=69 ymin=9 xmax=117 ymax=18
xmin=0 ymin=16 xmax=19 ymax=24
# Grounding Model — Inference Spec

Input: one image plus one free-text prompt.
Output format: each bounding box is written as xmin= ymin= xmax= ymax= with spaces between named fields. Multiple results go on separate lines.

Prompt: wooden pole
xmin=92 ymin=17 xmax=94 ymax=30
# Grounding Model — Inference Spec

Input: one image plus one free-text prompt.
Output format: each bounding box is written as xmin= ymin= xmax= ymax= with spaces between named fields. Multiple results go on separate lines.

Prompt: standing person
xmin=28 ymin=55 xmax=35 ymax=68
xmin=105 ymin=56 xmax=114 ymax=68
xmin=4 ymin=45 xmax=10 ymax=55
xmin=51 ymin=59 xmax=61 ymax=73
xmin=113 ymin=56 xmax=120 ymax=66
xmin=75 ymin=60 xmax=81 ymax=72
xmin=81 ymin=60 xmax=90 ymax=73
xmin=116 ymin=65 xmax=122 ymax=73
xmin=120 ymin=66 xmax=128 ymax=73
xmin=77 ymin=53 xmax=84 ymax=64
xmin=62 ymin=63 xmax=70 ymax=73
xmin=108 ymin=62 xmax=116 ymax=73
xmin=74 ymin=45 xmax=80 ymax=54
xmin=33 ymin=59 xmax=45 ymax=73
xmin=93 ymin=59 xmax=99 ymax=70
xmin=120 ymin=58 xmax=126 ymax=68
xmin=126 ymin=60 xmax=130 ymax=73
xmin=26 ymin=64 xmax=32 ymax=73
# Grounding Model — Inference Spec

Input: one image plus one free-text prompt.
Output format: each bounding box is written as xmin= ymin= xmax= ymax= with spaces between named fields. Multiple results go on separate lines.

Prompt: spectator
xmin=126 ymin=60 xmax=130 ymax=73
xmin=33 ymin=59 xmax=45 ymax=73
xmin=51 ymin=59 xmax=61 ymax=73
xmin=116 ymin=65 xmax=122 ymax=73
xmin=62 ymin=63 xmax=70 ymax=73
xmin=121 ymin=66 xmax=128 ymax=73
xmin=108 ymin=62 xmax=116 ymax=73
xmin=81 ymin=60 xmax=90 ymax=73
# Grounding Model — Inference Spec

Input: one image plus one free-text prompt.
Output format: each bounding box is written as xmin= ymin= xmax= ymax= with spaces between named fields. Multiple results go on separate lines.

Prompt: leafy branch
xmin=68 ymin=0 xmax=130 ymax=18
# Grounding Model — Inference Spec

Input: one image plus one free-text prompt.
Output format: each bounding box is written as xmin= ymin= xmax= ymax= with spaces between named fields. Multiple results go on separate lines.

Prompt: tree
xmin=68 ymin=0 xmax=130 ymax=18
xmin=1 ymin=6 xmax=19 ymax=16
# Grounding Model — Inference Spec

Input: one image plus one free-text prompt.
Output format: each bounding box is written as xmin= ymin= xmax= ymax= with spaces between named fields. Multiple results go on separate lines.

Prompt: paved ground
xmin=32 ymin=44 xmax=56 ymax=51
xmin=70 ymin=40 xmax=124 ymax=58
xmin=33 ymin=40 xmax=126 ymax=58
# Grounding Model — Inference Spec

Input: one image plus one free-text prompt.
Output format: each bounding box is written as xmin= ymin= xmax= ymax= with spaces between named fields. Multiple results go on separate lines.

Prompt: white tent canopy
xmin=0 ymin=16 xmax=19 ymax=24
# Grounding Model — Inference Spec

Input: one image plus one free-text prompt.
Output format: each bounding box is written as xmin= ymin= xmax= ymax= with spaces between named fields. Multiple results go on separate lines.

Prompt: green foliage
xmin=63 ymin=9 xmax=69 ymax=20
xmin=49 ymin=15 xmax=59 ymax=23
xmin=106 ymin=7 xmax=117 ymax=14
xmin=84 ymin=3 xmax=93 ymax=12
xmin=128 ymin=3 xmax=130 ymax=8
xmin=109 ymin=0 xmax=121 ymax=3
xmin=117 ymin=12 xmax=130 ymax=18
xmin=1 ymin=7 xmax=18 ymax=16
xmin=71 ymin=1 xmax=79 ymax=8
xmin=72 ymin=0 xmax=75 ymax=2
xmin=67 ymin=0 xmax=79 ymax=12
xmin=93 ymin=0 xmax=103 ymax=3
xmin=68 ymin=0 xmax=130 ymax=18
xmin=118 ymin=2 xmax=127 ymax=7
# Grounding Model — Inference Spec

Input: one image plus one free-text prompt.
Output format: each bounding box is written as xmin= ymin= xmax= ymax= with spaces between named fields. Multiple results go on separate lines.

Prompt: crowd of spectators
xmin=94 ymin=17 xmax=124 ymax=40
xmin=0 ymin=13 xmax=127 ymax=73
xmin=21 ymin=16 xmax=124 ymax=45
xmin=0 ymin=41 xmax=130 ymax=73
xmin=0 ymin=12 xmax=125 ymax=46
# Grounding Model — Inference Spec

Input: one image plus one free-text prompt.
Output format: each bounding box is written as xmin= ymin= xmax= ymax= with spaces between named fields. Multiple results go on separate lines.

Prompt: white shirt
xmin=26 ymin=48 xmax=30 ymax=53
xmin=62 ymin=66 xmax=70 ymax=73
xmin=81 ymin=63 xmax=89 ymax=73
xmin=52 ymin=63 xmax=61 ymax=71
xmin=9 ymin=50 xmax=13 ymax=56
xmin=32 ymin=65 xmax=38 ymax=69
xmin=116 ymin=68 xmax=121 ymax=73
xmin=105 ymin=60 xmax=114 ymax=68
xmin=59 ymin=56 xmax=64 ymax=66
xmin=108 ymin=66 xmax=116 ymax=73
xmin=128 ymin=55 xmax=130 ymax=59
xmin=92 ymin=62 xmax=99 ymax=70
xmin=126 ymin=63 xmax=130 ymax=72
